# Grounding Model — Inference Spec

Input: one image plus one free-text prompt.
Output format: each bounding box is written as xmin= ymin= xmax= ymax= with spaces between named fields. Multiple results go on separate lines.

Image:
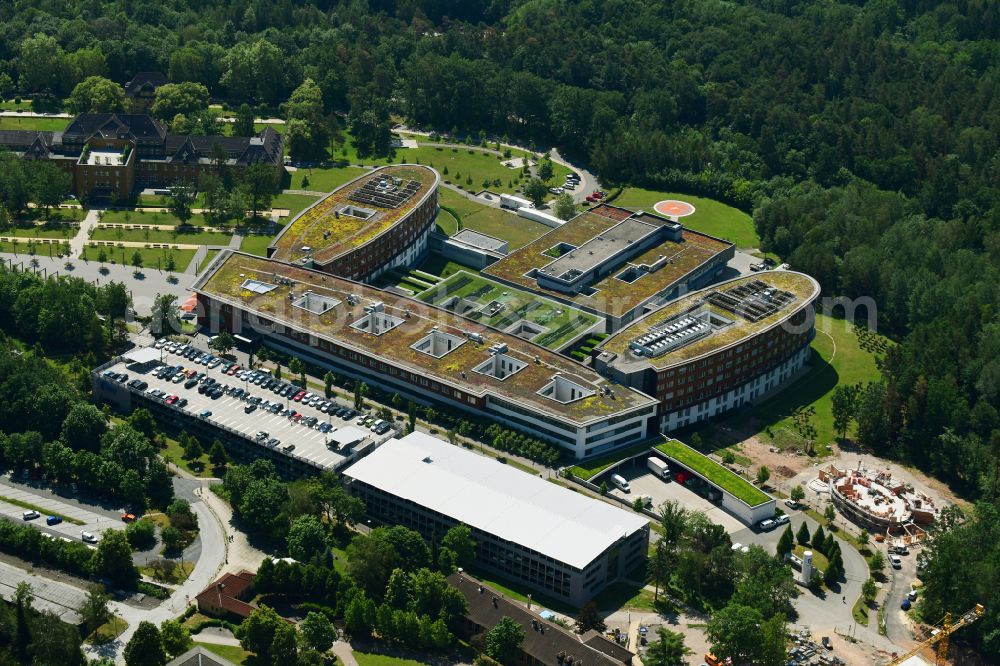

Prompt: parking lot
xmin=606 ymin=462 xmax=747 ymax=533
xmin=103 ymin=344 xmax=393 ymax=471
xmin=0 ymin=560 xmax=87 ymax=624
xmin=0 ymin=476 xmax=124 ymax=542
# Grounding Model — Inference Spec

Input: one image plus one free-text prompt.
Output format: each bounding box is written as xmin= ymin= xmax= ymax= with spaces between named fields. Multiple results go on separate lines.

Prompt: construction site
xmin=818 ymin=462 xmax=940 ymax=545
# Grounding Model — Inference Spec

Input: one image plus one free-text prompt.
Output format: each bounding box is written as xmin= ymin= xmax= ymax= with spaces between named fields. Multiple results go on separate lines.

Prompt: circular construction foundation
xmin=653 ymin=199 xmax=696 ymax=218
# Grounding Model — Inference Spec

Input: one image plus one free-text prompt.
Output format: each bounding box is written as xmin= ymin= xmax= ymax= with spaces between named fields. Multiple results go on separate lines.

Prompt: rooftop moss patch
xmin=194 ymin=251 xmax=656 ymax=424
xmin=483 ymin=204 xmax=732 ymax=318
xmin=270 ymin=165 xmax=438 ymax=264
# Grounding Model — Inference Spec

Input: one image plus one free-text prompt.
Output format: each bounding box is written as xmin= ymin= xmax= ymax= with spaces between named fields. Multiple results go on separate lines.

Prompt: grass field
xmin=726 ymin=314 xmax=885 ymax=454
xmin=288 ymin=165 xmax=367 ymax=192
xmin=240 ymin=234 xmax=274 ymax=256
xmin=656 ymin=438 xmax=770 ymax=506
xmin=416 ymin=270 xmax=599 ymax=349
xmin=614 ymin=188 xmax=760 ymax=249
xmin=100 ymin=209 xmax=211 ymax=227
xmin=438 ymin=189 xmax=549 ymax=249
xmin=0 ymin=116 xmax=68 ymax=131
xmin=6 ymin=224 xmax=77 ymax=239
xmin=271 ymin=192 xmax=321 ymax=218
xmin=80 ymin=245 xmax=196 ymax=271
xmin=414 ymin=253 xmax=480 ymax=280
xmin=160 ymin=436 xmax=213 ymax=478
xmin=86 ymin=616 xmax=128 ymax=645
xmin=568 ymin=439 xmax=660 ymax=480
xmin=354 ymin=652 xmax=430 ymax=666
xmin=90 ymin=226 xmax=233 ymax=245
xmin=194 ymin=641 xmax=252 ymax=665
xmin=468 ymin=569 xmax=577 ymax=615
xmin=793 ymin=544 xmax=829 ymax=573
xmin=198 ymin=249 xmax=221 ymax=274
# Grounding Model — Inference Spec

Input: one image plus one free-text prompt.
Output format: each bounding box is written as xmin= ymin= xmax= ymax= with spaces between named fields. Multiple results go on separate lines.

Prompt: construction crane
xmin=885 ymin=604 xmax=985 ymax=666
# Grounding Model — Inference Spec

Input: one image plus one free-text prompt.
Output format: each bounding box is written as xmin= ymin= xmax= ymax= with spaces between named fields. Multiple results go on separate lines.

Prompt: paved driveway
xmin=606 ymin=465 xmax=746 ymax=534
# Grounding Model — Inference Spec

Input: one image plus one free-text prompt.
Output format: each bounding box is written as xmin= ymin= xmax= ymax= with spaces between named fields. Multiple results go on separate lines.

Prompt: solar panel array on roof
xmin=630 ymin=312 xmax=714 ymax=357
xmin=705 ymin=279 xmax=796 ymax=322
xmin=348 ymin=176 xmax=420 ymax=209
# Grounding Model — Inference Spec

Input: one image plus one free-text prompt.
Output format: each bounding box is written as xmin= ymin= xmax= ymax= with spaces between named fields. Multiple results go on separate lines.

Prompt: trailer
xmin=647 ymin=456 xmax=670 ymax=480
xmin=500 ymin=193 xmax=533 ymax=210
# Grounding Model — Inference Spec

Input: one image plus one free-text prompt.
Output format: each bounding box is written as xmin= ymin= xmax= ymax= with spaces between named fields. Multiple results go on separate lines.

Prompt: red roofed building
xmin=196 ymin=571 xmax=256 ymax=619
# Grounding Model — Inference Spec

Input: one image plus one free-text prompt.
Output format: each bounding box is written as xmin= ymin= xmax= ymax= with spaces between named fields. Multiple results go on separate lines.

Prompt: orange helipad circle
xmin=653 ymin=199 xmax=696 ymax=217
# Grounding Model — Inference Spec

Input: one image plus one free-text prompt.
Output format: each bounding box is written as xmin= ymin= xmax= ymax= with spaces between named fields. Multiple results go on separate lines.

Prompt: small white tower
xmin=801 ymin=550 xmax=814 ymax=584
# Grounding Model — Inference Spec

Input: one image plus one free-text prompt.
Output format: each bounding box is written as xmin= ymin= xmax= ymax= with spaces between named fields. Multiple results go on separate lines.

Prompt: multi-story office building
xmin=343 ymin=432 xmax=649 ymax=606
xmin=595 ymin=272 xmax=820 ymax=431
xmin=192 ymin=251 xmax=659 ymax=458
xmin=484 ymin=204 xmax=734 ymax=331
xmin=267 ymin=165 xmax=440 ymax=282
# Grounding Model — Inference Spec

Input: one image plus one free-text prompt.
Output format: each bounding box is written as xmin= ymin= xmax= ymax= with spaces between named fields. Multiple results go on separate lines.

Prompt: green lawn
xmin=656 ymin=438 xmax=771 ymax=506
xmin=240 ymin=234 xmax=274 ymax=257
xmin=467 ymin=569 xmax=578 ymax=615
xmin=793 ymin=544 xmax=829 ymax=573
xmin=435 ymin=206 xmax=460 ymax=235
xmin=0 ymin=239 xmax=71 ymax=257
xmin=414 ymin=252 xmax=480 ymax=279
xmin=438 ymin=189 xmax=549 ymax=250
xmin=194 ymin=642 xmax=252 ymax=665
xmin=416 ymin=270 xmax=599 ymax=349
xmin=198 ymin=249 xmax=221 ymax=274
xmin=614 ymin=188 xmax=760 ymax=249
xmin=0 ymin=100 xmax=37 ymax=111
xmin=568 ymin=440 xmax=661 ymax=480
xmin=80 ymin=245 xmax=196 ymax=271
xmin=100 ymin=209 xmax=211 ymax=227
xmin=160 ymin=436 xmax=214 ymax=478
xmin=271 ymin=192 xmax=321 ymax=219
xmin=288 ymin=166 xmax=367 ymax=192
xmin=90 ymin=226 xmax=234 ymax=245
xmin=590 ymin=582 xmax=661 ymax=612
xmin=726 ymin=314 xmax=885 ymax=454
xmin=354 ymin=652 xmax=430 ymax=666
xmin=19 ymin=208 xmax=86 ymax=223
xmin=6 ymin=224 xmax=78 ymax=239
xmin=0 ymin=116 xmax=68 ymax=131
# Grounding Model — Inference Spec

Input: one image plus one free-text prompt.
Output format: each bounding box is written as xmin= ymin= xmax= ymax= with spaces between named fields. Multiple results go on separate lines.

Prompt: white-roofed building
xmin=343 ymin=431 xmax=649 ymax=606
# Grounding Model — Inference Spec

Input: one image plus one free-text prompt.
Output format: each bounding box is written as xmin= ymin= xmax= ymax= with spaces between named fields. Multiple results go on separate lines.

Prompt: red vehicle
xmin=293 ymin=390 xmax=306 ymax=402
xmin=293 ymin=413 xmax=303 ymax=422
xmin=165 ymin=395 xmax=178 ymax=405
xmin=586 ymin=195 xmax=597 ymax=202
xmin=121 ymin=513 xmax=137 ymax=523
xmin=227 ymin=364 xmax=240 ymax=375
xmin=674 ymin=471 xmax=688 ymax=484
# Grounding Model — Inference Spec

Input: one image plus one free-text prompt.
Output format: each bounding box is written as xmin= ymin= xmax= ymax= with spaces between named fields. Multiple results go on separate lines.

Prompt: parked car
xmin=81 ymin=531 xmax=98 ymax=543
xmin=46 ymin=515 xmax=62 ymax=526
xmin=775 ymin=514 xmax=790 ymax=525
xmin=759 ymin=519 xmax=777 ymax=531
xmin=22 ymin=510 xmax=40 ymax=521
xmin=121 ymin=513 xmax=137 ymax=523
xmin=890 ymin=554 xmax=902 ymax=569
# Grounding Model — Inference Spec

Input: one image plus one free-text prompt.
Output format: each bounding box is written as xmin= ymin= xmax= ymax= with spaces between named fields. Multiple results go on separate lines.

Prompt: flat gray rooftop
xmin=451 ymin=228 xmax=508 ymax=252
xmin=538 ymin=218 xmax=659 ymax=279
xmin=106 ymin=347 xmax=394 ymax=470
xmin=345 ymin=432 xmax=648 ymax=570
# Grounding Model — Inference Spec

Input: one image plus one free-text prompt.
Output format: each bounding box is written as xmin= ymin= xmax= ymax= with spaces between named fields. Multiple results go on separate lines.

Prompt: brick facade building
xmin=0 ymin=113 xmax=284 ymax=201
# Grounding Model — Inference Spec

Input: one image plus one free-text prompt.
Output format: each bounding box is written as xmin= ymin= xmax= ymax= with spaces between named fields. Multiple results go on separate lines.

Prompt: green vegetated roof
xmin=599 ymin=271 xmax=821 ymax=368
xmin=483 ymin=205 xmax=732 ymax=318
xmin=194 ymin=251 xmax=656 ymax=423
xmin=416 ymin=270 xmax=600 ymax=350
xmin=270 ymin=165 xmax=437 ymax=265
xmin=656 ymin=439 xmax=771 ymax=506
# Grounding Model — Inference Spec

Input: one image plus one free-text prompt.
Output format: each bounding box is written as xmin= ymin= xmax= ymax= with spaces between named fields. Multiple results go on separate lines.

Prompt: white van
xmin=611 ymin=474 xmax=630 ymax=493
xmin=22 ymin=510 xmax=39 ymax=521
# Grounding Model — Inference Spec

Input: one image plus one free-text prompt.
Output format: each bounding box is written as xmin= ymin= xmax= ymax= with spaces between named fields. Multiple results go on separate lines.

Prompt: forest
xmin=0 ymin=0 xmax=999 ymax=656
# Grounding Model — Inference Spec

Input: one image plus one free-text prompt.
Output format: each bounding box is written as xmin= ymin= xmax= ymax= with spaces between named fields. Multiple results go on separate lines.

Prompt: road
xmin=83 ymin=479 xmax=228 ymax=663
xmin=0 ymin=475 xmax=129 ymax=541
